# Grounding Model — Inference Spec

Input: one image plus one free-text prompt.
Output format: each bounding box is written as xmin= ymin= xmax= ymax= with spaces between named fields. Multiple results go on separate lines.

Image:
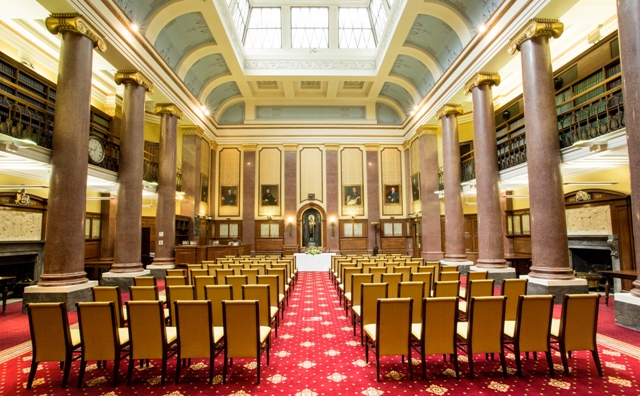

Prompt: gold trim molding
xmin=402 ymin=141 xmax=411 ymax=150
xmin=154 ymin=103 xmax=183 ymax=119
xmin=324 ymin=144 xmax=340 ymax=152
xmin=45 ymin=14 xmax=107 ymax=52
xmin=242 ymin=144 xmax=257 ymax=152
xmin=114 ymin=70 xmax=154 ymax=94
xmin=283 ymin=144 xmax=298 ymax=152
xmin=365 ymin=143 xmax=379 ymax=152
xmin=508 ymin=19 xmax=564 ymax=55
xmin=464 ymin=72 xmax=501 ymax=95
xmin=209 ymin=140 xmax=219 ymax=151
xmin=181 ymin=125 xmax=203 ymax=137
xmin=436 ymin=104 xmax=464 ymax=120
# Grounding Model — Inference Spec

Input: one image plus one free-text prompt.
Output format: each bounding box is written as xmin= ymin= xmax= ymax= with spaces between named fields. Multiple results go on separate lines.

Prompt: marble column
xmin=437 ymin=104 xmax=468 ymax=263
xmin=149 ymin=104 xmax=182 ymax=272
xmin=365 ymin=144 xmax=380 ymax=254
xmin=242 ymin=144 xmax=256 ymax=253
xmin=325 ymin=144 xmax=340 ymax=253
xmin=109 ymin=71 xmax=153 ymax=274
xmin=402 ymin=142 xmax=414 ymax=257
xmin=99 ymin=192 xmax=116 ymax=262
xmin=180 ymin=127 xmax=203 ymax=239
xmin=283 ymin=144 xmax=299 ymax=254
xmin=416 ymin=127 xmax=444 ymax=261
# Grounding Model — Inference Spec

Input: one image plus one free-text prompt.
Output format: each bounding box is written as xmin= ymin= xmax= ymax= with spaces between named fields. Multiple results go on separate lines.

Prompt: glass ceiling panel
xmin=339 ymin=7 xmax=375 ymax=49
xmin=291 ymin=7 xmax=329 ymax=49
xmin=245 ymin=8 xmax=282 ymax=49
xmin=233 ymin=0 xmax=250 ymax=39
xmin=369 ymin=0 xmax=387 ymax=41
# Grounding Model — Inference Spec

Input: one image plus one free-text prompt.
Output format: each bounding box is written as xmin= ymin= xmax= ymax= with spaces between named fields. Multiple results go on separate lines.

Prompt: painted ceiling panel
xmin=439 ymin=0 xmax=502 ymax=30
xmin=114 ymin=0 xmax=171 ymax=29
xmin=219 ymin=103 xmax=245 ymax=125
xmin=390 ymin=55 xmax=435 ymax=98
xmin=205 ymin=82 xmax=241 ymax=113
xmin=154 ymin=12 xmax=216 ymax=71
xmin=255 ymin=106 xmax=366 ymax=121
xmin=184 ymin=54 xmax=230 ymax=97
xmin=404 ymin=14 xmax=463 ymax=71
xmin=379 ymin=82 xmax=414 ymax=115
xmin=376 ymin=103 xmax=401 ymax=125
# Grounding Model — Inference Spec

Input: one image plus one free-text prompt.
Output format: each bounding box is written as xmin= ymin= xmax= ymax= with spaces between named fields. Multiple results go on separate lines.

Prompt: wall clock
xmin=88 ymin=136 xmax=105 ymax=164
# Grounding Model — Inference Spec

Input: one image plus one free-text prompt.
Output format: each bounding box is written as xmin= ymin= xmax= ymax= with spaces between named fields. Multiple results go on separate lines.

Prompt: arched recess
xmin=199 ymin=75 xmax=237 ymax=103
xmin=419 ymin=0 xmax=472 ymax=43
xmin=176 ymin=43 xmax=220 ymax=78
xmin=217 ymin=97 xmax=245 ymax=121
xmin=144 ymin=0 xmax=200 ymax=43
xmin=374 ymin=97 xmax=405 ymax=121
xmin=399 ymin=47 xmax=442 ymax=79
xmin=297 ymin=203 xmax=328 ymax=248
xmin=385 ymin=76 xmax=421 ymax=103
xmin=377 ymin=82 xmax=415 ymax=116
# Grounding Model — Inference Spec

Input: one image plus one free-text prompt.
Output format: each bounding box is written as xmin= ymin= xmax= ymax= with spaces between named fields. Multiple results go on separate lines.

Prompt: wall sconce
xmin=287 ymin=216 xmax=293 ymax=237
xmin=330 ymin=216 xmax=336 ymax=236
xmin=267 ymin=216 xmax=272 ymax=221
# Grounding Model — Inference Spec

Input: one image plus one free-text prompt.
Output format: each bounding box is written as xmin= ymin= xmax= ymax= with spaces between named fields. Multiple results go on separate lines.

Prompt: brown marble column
xmin=509 ymin=20 xmax=573 ymax=280
xmin=110 ymin=71 xmax=153 ymax=273
xmin=180 ymin=127 xmax=203 ymax=239
xmin=325 ymin=144 xmax=340 ymax=253
xmin=152 ymin=104 xmax=182 ymax=267
xmin=617 ymin=1 xmax=640 ymax=297
xmin=365 ymin=144 xmax=380 ymax=254
xmin=283 ymin=144 xmax=298 ymax=251
xmin=242 ymin=144 xmax=256 ymax=252
xmin=39 ymin=15 xmax=106 ymax=286
xmin=416 ymin=127 xmax=444 ymax=260
xmin=465 ymin=73 xmax=507 ymax=268
xmin=402 ymin=142 xmax=414 ymax=256
xmin=99 ymin=192 xmax=116 ymax=262
xmin=437 ymin=105 xmax=467 ymax=262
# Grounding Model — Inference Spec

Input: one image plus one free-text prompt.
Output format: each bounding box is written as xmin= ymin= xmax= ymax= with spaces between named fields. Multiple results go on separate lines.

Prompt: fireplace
xmin=0 ymin=241 xmax=45 ymax=282
xmin=568 ymin=234 xmax=618 ymax=288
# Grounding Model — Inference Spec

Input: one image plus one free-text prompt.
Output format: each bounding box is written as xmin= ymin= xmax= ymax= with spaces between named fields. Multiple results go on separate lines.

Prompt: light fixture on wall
xmin=267 ymin=216 xmax=272 ymax=221
xmin=563 ymin=181 xmax=618 ymax=186
xmin=370 ymin=222 xmax=380 ymax=256
xmin=330 ymin=216 xmax=336 ymax=236
xmin=0 ymin=185 xmax=48 ymax=190
xmin=287 ymin=216 xmax=294 ymax=237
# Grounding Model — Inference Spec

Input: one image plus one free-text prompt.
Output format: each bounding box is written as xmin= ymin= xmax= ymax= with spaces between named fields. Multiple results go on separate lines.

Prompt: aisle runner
xmin=2 ymin=272 xmax=639 ymax=395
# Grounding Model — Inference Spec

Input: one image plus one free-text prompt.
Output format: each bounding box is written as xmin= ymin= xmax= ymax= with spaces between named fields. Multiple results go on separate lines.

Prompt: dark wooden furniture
xmin=0 ymin=276 xmax=17 ymax=313
xmin=174 ymin=244 xmax=251 ymax=266
xmin=598 ymin=270 xmax=638 ymax=306
xmin=506 ymin=255 xmax=532 ymax=276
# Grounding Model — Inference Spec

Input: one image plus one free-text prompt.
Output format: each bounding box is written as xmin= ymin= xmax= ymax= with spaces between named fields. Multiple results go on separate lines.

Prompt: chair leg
xmin=26 ymin=359 xmax=38 ymax=390
xmin=127 ymin=355 xmax=135 ymax=386
xmin=209 ymin=356 xmax=214 ymax=384
xmin=376 ymin=353 xmax=381 ymax=382
xmin=468 ymin=354 xmax=475 ymax=380
xmin=77 ymin=360 xmax=87 ymax=388
xmin=560 ymin=345 xmax=570 ymax=377
xmin=161 ymin=357 xmax=167 ymax=386
xmin=591 ymin=349 xmax=604 ymax=377
xmin=113 ymin=356 xmax=120 ymax=386
xmin=223 ymin=355 xmax=228 ymax=384
xmin=421 ymin=348 xmax=427 ymax=380
xmin=500 ymin=352 xmax=508 ymax=379
xmin=546 ymin=351 xmax=555 ymax=378
xmin=365 ymin=341 xmax=369 ymax=364
xmin=175 ymin=354 xmax=181 ymax=385
xmin=408 ymin=350 xmax=413 ymax=381
xmin=514 ymin=346 xmax=523 ymax=378
xmin=452 ymin=353 xmax=460 ymax=380
xmin=257 ymin=355 xmax=261 ymax=385
xmin=61 ymin=357 xmax=72 ymax=388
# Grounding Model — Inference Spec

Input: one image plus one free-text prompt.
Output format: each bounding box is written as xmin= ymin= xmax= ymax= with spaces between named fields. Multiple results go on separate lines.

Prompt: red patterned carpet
xmin=1 ymin=272 xmax=640 ymax=395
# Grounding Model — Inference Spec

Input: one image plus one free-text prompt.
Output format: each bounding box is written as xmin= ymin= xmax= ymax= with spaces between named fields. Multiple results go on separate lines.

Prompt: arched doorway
xmin=301 ymin=208 xmax=322 ymax=247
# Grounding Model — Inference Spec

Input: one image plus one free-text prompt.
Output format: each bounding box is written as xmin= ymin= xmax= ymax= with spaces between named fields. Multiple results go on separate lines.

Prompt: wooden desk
xmin=0 ymin=276 xmax=16 ymax=313
xmin=599 ymin=270 xmax=638 ymax=306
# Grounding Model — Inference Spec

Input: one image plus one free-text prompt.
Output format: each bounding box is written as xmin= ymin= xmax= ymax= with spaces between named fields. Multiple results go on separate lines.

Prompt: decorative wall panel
xmin=218 ymin=148 xmax=241 ymax=217
xmin=199 ymin=141 xmax=211 ymax=214
xmin=566 ymin=206 xmax=613 ymax=235
xmin=299 ymin=147 xmax=324 ymax=204
xmin=0 ymin=208 xmax=42 ymax=241
xmin=258 ymin=147 xmax=282 ymax=217
xmin=410 ymin=140 xmax=422 ymax=214
xmin=381 ymin=147 xmax=403 ymax=216
xmin=341 ymin=147 xmax=364 ymax=216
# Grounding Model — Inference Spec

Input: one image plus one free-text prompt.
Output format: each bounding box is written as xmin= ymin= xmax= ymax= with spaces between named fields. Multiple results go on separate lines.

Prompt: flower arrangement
xmin=306 ymin=246 xmax=322 ymax=255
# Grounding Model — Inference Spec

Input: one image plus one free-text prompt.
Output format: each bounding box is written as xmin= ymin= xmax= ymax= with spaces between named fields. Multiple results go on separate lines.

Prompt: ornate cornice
xmin=402 ymin=141 xmax=411 ymax=150
xmin=114 ymin=70 xmax=154 ymax=94
xmin=245 ymin=61 xmax=375 ymax=71
xmin=324 ymin=144 xmax=340 ymax=152
xmin=283 ymin=144 xmax=298 ymax=152
xmin=365 ymin=144 xmax=379 ymax=152
xmin=154 ymin=103 xmax=183 ymax=119
xmin=508 ymin=19 xmax=564 ymax=55
xmin=45 ymin=14 xmax=107 ymax=52
xmin=436 ymin=104 xmax=464 ymax=120
xmin=209 ymin=140 xmax=218 ymax=151
xmin=464 ymin=72 xmax=501 ymax=95
xmin=418 ymin=125 xmax=438 ymax=135
xmin=181 ymin=125 xmax=203 ymax=137
xmin=242 ymin=144 xmax=257 ymax=152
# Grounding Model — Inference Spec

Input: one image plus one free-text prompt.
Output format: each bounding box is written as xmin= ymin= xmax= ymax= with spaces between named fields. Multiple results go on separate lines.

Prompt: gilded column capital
xmin=154 ymin=103 xmax=183 ymax=119
xmin=508 ymin=19 xmax=564 ymax=55
xmin=181 ymin=125 xmax=203 ymax=137
xmin=324 ymin=143 xmax=340 ymax=152
xmin=242 ymin=143 xmax=257 ymax=152
xmin=402 ymin=141 xmax=411 ymax=150
xmin=46 ymin=14 xmax=107 ymax=52
xmin=364 ymin=143 xmax=379 ymax=152
xmin=436 ymin=104 xmax=464 ymax=120
xmin=114 ymin=70 xmax=154 ymax=94
xmin=283 ymin=144 xmax=298 ymax=152
xmin=464 ymin=72 xmax=501 ymax=95
xmin=417 ymin=125 xmax=438 ymax=135
xmin=209 ymin=140 xmax=218 ymax=151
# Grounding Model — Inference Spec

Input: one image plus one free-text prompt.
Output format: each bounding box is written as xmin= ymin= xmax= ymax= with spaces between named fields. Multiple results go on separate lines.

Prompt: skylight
xmin=291 ymin=7 xmax=329 ymax=49
xmin=245 ymin=7 xmax=282 ymax=49
xmin=369 ymin=0 xmax=387 ymax=41
xmin=339 ymin=8 xmax=375 ymax=49
xmin=233 ymin=0 xmax=250 ymax=40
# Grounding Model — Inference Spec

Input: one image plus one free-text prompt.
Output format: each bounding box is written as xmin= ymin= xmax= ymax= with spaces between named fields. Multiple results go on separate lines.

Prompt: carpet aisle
xmin=1 ymin=272 xmax=640 ymax=395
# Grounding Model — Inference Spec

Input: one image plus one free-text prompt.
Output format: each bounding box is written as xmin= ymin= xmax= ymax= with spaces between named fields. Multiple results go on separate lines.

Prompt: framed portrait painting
xmin=343 ymin=185 xmax=363 ymax=207
xmin=260 ymin=184 xmax=279 ymax=206
xmin=384 ymin=184 xmax=401 ymax=204
xmin=201 ymin=174 xmax=209 ymax=203
xmin=411 ymin=173 xmax=421 ymax=201
xmin=220 ymin=185 xmax=238 ymax=206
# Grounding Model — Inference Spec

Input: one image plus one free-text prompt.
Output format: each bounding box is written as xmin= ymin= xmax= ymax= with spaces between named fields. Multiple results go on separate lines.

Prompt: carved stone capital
xmin=181 ymin=125 xmax=203 ymax=137
xmin=365 ymin=143 xmax=379 ymax=152
xmin=417 ymin=125 xmax=438 ymax=135
xmin=45 ymin=14 xmax=107 ymax=52
xmin=324 ymin=143 xmax=340 ymax=152
xmin=209 ymin=140 xmax=218 ymax=151
xmin=508 ymin=19 xmax=564 ymax=55
xmin=402 ymin=141 xmax=411 ymax=150
xmin=114 ymin=70 xmax=154 ymax=94
xmin=154 ymin=103 xmax=183 ymax=119
xmin=242 ymin=144 xmax=257 ymax=152
xmin=464 ymin=72 xmax=501 ymax=95
xmin=436 ymin=104 xmax=464 ymax=120
xmin=283 ymin=144 xmax=298 ymax=152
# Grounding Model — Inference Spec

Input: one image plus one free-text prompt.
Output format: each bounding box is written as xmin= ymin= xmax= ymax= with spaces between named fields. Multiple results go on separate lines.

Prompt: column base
xmin=470 ymin=266 xmax=517 ymax=286
xmin=22 ymin=281 xmax=98 ymax=313
xmin=523 ymin=276 xmax=588 ymax=303
xmin=614 ymin=293 xmax=640 ymax=330
xmin=422 ymin=251 xmax=444 ymax=261
xmin=146 ymin=264 xmax=174 ymax=280
xmin=441 ymin=260 xmax=474 ymax=276
xmin=101 ymin=270 xmax=150 ymax=292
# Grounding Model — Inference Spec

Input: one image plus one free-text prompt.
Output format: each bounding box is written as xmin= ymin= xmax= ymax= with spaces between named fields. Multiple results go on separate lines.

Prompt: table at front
xmin=599 ymin=270 xmax=638 ymax=306
xmin=0 ymin=276 xmax=16 ymax=313
xmin=294 ymin=253 xmax=335 ymax=272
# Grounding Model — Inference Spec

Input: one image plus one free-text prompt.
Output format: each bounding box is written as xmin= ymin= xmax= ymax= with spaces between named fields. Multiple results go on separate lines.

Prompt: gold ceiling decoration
xmin=508 ymin=19 xmax=564 ymax=55
xmin=45 ymin=14 xmax=107 ymax=52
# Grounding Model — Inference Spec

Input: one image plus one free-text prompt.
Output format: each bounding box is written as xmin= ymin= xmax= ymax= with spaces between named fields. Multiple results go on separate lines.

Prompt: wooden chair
xmin=26 ymin=303 xmax=82 ymax=389
xmin=441 ymin=265 xmax=458 ymax=272
xmin=458 ymin=279 xmax=495 ymax=319
xmin=381 ymin=273 xmax=402 ymax=298
xmin=339 ymin=267 xmax=362 ymax=305
xmin=76 ymin=301 xmax=130 ymax=387
xmin=369 ymin=267 xmax=386 ymax=283
xmin=93 ymin=286 xmax=127 ymax=327
xmin=503 ymin=295 xmax=554 ymax=377
xmin=459 ymin=270 xmax=488 ymax=299
xmin=411 ymin=272 xmax=433 ymax=296
xmin=432 ymin=280 xmax=460 ymax=297
xmin=440 ymin=271 xmax=460 ymax=282
xmin=166 ymin=285 xmax=195 ymax=325
xmin=189 ymin=269 xmax=208 ymax=285
xmin=362 ymin=262 xmax=377 ymax=273
xmin=166 ymin=269 xmax=186 ymax=277
xmin=257 ymin=274 xmax=284 ymax=319
xmin=194 ymin=276 xmax=216 ymax=300
xmin=225 ymin=275 xmax=249 ymax=300
xmin=174 ymin=300 xmax=223 ymax=384
xmin=243 ymin=284 xmax=278 ymax=337
xmin=125 ymin=300 xmax=177 ymax=385
xmin=165 ymin=276 xmax=187 ymax=286
xmin=345 ymin=273 xmax=373 ymax=318
xmin=399 ymin=282 xmax=424 ymax=325
xmin=215 ymin=269 xmax=234 ymax=284
xmin=250 ymin=263 xmax=267 ymax=275
xmin=222 ymin=300 xmax=271 ymax=384
xmin=267 ymin=268 xmax=289 ymax=306
xmin=241 ymin=268 xmax=259 ymax=284
xmin=129 ymin=286 xmax=170 ymax=320
xmin=205 ymin=285 xmax=233 ymax=329
xmin=501 ymin=278 xmax=529 ymax=321
xmin=353 ymin=282 xmax=388 ymax=345
xmin=364 ymin=298 xmax=414 ymax=381
xmin=394 ymin=266 xmax=411 ymax=282
xmin=456 ymin=296 xmax=507 ymax=379
xmin=550 ymin=294 xmax=603 ymax=377
xmin=229 ymin=263 xmax=244 ymax=275
xmin=411 ymin=297 xmax=459 ymax=379
xmin=134 ymin=276 xmax=156 ymax=286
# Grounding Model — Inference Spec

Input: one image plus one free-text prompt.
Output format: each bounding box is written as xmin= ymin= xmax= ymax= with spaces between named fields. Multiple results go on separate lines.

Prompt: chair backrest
xmin=77 ymin=301 xmax=119 ymax=361
xmin=241 ymin=268 xmax=259 ymax=284
xmin=376 ymin=298 xmax=412 ymax=356
xmin=165 ymin=276 xmax=187 ymax=286
xmin=242 ymin=284 xmax=271 ymax=327
xmin=27 ymin=302 xmax=73 ymax=362
xmin=226 ymin=275 xmax=249 ymax=299
xmin=166 ymin=269 xmax=186 ymax=277
xmin=433 ymin=280 xmax=460 ymax=297
xmin=256 ymin=275 xmax=280 ymax=308
xmin=393 ymin=266 xmax=411 ymax=282
xmin=369 ymin=267 xmax=386 ymax=283
xmin=515 ymin=295 xmax=554 ymax=352
xmin=188 ymin=269 xmax=208 ymax=285
xmin=411 ymin=272 xmax=432 ymax=295
xmin=215 ymin=269 xmax=235 ymax=284
xmin=501 ymin=278 xmax=529 ymax=321
xmin=559 ymin=294 xmax=600 ymax=351
xmin=399 ymin=282 xmax=424 ymax=324
xmin=440 ymin=271 xmax=460 ymax=282
xmin=421 ymin=297 xmax=458 ymax=355
xmin=350 ymin=274 xmax=373 ymax=305
xmin=229 ymin=263 xmax=244 ymax=275
xmin=267 ymin=268 xmax=287 ymax=297
xmin=342 ymin=267 xmax=362 ymax=294
xmin=194 ymin=276 xmax=217 ymax=300
xmin=441 ymin=265 xmax=458 ymax=272
xmin=134 ymin=276 xmax=156 ymax=287
xmin=466 ymin=279 xmax=495 ymax=300
xmin=381 ymin=273 xmax=402 ymax=298
xmin=467 ymin=296 xmax=506 ymax=354
xmin=223 ymin=300 xmax=261 ymax=358
xmin=166 ymin=285 xmax=196 ymax=324
xmin=126 ymin=300 xmax=168 ymax=360
xmin=175 ymin=300 xmax=214 ymax=359
xmin=362 ymin=263 xmax=376 ymax=273
xmin=361 ymin=283 xmax=389 ymax=327
xmin=467 ymin=271 xmax=488 ymax=281
xmin=130 ymin=286 xmax=159 ymax=301
xmin=250 ymin=263 xmax=267 ymax=275
xmin=93 ymin=286 xmax=125 ymax=327
xmin=205 ymin=285 xmax=233 ymax=326
xmin=406 ymin=261 xmax=420 ymax=273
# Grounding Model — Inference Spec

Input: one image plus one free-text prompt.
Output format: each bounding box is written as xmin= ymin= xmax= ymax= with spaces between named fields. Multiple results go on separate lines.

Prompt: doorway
xmin=301 ymin=208 xmax=322 ymax=248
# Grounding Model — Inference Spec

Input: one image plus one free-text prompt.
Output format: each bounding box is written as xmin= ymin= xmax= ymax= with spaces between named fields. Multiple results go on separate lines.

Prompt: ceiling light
xmin=504 ymin=195 xmax=529 ymax=198
xmin=131 ymin=23 xmax=139 ymax=32
xmin=86 ymin=196 xmax=115 ymax=200
xmin=563 ymin=181 xmax=618 ymax=186
xmin=0 ymin=185 xmax=48 ymax=190
xmin=478 ymin=24 xmax=487 ymax=33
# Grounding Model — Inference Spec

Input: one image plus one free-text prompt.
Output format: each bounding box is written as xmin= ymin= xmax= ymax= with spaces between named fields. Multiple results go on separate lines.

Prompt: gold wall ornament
xmin=464 ymin=72 xmax=501 ymax=95
xmin=209 ymin=140 xmax=218 ymax=151
xmin=283 ymin=144 xmax=298 ymax=152
xmin=436 ymin=104 xmax=464 ymax=120
xmin=324 ymin=143 xmax=340 ymax=152
xmin=181 ymin=125 xmax=204 ymax=137
xmin=402 ymin=140 xmax=411 ymax=150
xmin=154 ymin=103 xmax=183 ymax=119
xmin=364 ymin=143 xmax=379 ymax=152
xmin=45 ymin=14 xmax=107 ymax=52
xmin=242 ymin=143 xmax=257 ymax=152
xmin=114 ymin=70 xmax=154 ymax=94
xmin=508 ymin=19 xmax=564 ymax=55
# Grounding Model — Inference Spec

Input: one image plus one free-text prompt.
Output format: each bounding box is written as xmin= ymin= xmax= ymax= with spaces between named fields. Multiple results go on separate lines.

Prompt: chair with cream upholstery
xmin=189 ymin=269 xmax=208 ymax=285
xmin=205 ymin=285 xmax=233 ymax=328
xmin=364 ymin=298 xmax=413 ymax=381
xmin=250 ymin=263 xmax=267 ymax=275
xmin=441 ymin=265 xmax=458 ymax=272
xmin=165 ymin=276 xmax=187 ymax=286
xmin=339 ymin=267 xmax=362 ymax=305
xmin=440 ymin=271 xmax=460 ymax=282
xmin=225 ymin=275 xmax=249 ymax=300
xmin=125 ymin=300 xmax=177 ymax=385
xmin=257 ymin=274 xmax=284 ymax=320
xmin=174 ymin=300 xmax=224 ymax=384
xmin=456 ymin=296 xmax=507 ymax=379
xmin=166 ymin=269 xmax=186 ymax=277
xmin=411 ymin=297 xmax=459 ymax=379
xmin=194 ymin=276 xmax=216 ymax=300
xmin=503 ymin=295 xmax=554 ymax=377
xmin=411 ymin=272 xmax=433 ymax=296
xmin=76 ymin=301 xmax=130 ymax=387
xmin=229 ymin=263 xmax=244 ymax=275
xmin=501 ymin=278 xmax=529 ymax=321
xmin=93 ymin=286 xmax=127 ymax=327
xmin=458 ymin=279 xmax=495 ymax=319
xmin=267 ymin=268 xmax=290 ymax=306
xmin=243 ymin=284 xmax=278 ymax=337
xmin=381 ymin=273 xmax=402 ymax=298
xmin=399 ymin=282 xmax=424 ymax=325
xmin=241 ymin=268 xmax=259 ymax=284
xmin=550 ymin=293 xmax=603 ymax=377
xmin=459 ymin=271 xmax=488 ymax=299
xmin=214 ymin=269 xmax=234 ymax=284
xmin=166 ymin=285 xmax=195 ymax=325
xmin=362 ymin=262 xmax=376 ymax=273
xmin=369 ymin=267 xmax=386 ymax=283
xmin=26 ymin=302 xmax=82 ymax=389
xmin=134 ymin=276 xmax=156 ymax=287
xmin=345 ymin=273 xmax=373 ymax=317
xmin=129 ymin=286 xmax=170 ymax=321
xmin=222 ymin=300 xmax=271 ymax=384
xmin=432 ymin=280 xmax=460 ymax=297
xmin=353 ymin=282 xmax=388 ymax=345
xmin=393 ymin=266 xmax=412 ymax=281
